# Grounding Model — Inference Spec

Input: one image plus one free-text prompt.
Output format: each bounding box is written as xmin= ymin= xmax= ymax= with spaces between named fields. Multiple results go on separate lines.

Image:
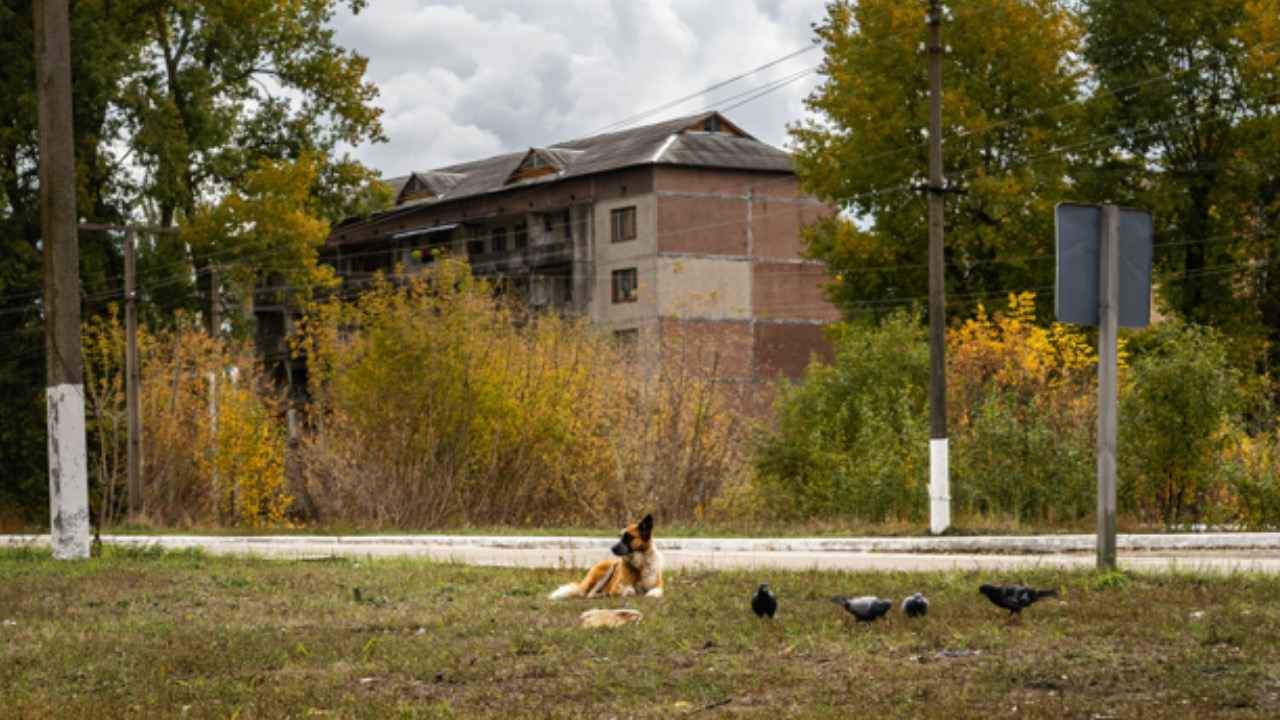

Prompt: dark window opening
xmin=611 ymin=207 xmax=637 ymax=243
xmin=562 ymin=211 xmax=572 ymax=240
xmin=491 ymin=227 xmax=508 ymax=253
xmin=514 ymin=223 xmax=528 ymax=249
xmin=614 ymin=328 xmax=639 ymax=348
xmin=612 ymin=268 xmax=638 ymax=303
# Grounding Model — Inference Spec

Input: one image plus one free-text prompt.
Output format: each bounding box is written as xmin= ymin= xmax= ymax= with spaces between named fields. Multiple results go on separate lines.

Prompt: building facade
xmin=264 ymin=112 xmax=838 ymax=417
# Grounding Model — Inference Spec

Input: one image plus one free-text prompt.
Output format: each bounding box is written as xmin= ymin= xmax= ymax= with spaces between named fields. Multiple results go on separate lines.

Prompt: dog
xmin=549 ymin=514 xmax=664 ymax=599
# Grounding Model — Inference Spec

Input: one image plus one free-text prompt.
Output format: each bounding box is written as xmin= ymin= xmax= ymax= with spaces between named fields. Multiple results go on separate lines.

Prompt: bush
xmin=948 ymin=293 xmax=1098 ymax=523
xmin=754 ymin=294 xmax=1105 ymax=525
xmin=753 ymin=312 xmax=929 ymax=521
xmin=1119 ymin=320 xmax=1239 ymax=526
xmin=295 ymin=258 xmax=739 ymax=529
xmin=83 ymin=313 xmax=291 ymax=528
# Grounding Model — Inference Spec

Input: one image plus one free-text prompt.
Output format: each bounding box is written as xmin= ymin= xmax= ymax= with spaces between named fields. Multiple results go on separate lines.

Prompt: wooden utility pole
xmin=208 ymin=266 xmax=221 ymax=338
xmin=125 ymin=229 xmax=140 ymax=520
xmin=36 ymin=0 xmax=89 ymax=559
xmin=1097 ymin=205 xmax=1121 ymax=572
xmin=80 ymin=224 xmax=179 ymax=522
xmin=927 ymin=0 xmax=950 ymax=535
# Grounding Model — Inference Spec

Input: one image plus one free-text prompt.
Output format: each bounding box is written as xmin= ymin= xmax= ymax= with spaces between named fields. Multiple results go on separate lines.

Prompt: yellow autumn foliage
xmin=295 ymin=257 xmax=739 ymax=529
xmin=83 ymin=312 xmax=292 ymax=528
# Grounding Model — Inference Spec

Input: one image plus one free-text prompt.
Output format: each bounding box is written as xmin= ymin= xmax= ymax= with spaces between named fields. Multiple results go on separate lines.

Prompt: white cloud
xmin=332 ymin=0 xmax=829 ymax=176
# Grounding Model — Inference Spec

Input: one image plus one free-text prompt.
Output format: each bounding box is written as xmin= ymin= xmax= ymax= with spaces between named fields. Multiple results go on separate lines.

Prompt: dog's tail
xmin=549 ymin=583 xmax=584 ymax=600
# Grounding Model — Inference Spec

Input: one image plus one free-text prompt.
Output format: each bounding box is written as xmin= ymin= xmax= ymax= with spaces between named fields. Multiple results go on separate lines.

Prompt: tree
xmin=1084 ymin=0 xmax=1280 ymax=351
xmin=790 ymin=0 xmax=1088 ymax=323
xmin=182 ymin=152 xmax=343 ymax=336
xmin=0 ymin=0 xmax=388 ymax=522
xmin=117 ymin=0 xmax=389 ymax=320
xmin=0 ymin=0 xmax=146 ymax=521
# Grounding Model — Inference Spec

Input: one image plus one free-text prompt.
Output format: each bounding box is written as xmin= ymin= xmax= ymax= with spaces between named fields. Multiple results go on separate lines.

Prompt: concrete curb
xmin=5 ymin=533 xmax=1280 ymax=555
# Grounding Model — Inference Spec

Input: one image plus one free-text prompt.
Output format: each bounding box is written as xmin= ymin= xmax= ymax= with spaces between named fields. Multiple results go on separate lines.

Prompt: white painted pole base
xmin=47 ymin=384 xmax=90 ymax=560
xmin=930 ymin=438 xmax=951 ymax=535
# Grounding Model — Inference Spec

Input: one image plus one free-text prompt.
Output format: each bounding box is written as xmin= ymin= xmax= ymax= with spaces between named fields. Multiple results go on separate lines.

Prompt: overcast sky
xmin=330 ymin=0 xmax=830 ymax=177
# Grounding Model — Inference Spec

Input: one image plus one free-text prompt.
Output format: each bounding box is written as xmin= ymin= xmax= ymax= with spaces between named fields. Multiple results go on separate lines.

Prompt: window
xmin=612 ymin=268 xmax=638 ymax=303
xmin=514 ymin=223 xmax=528 ymax=249
xmin=543 ymin=214 xmax=554 ymax=234
xmin=611 ymin=206 xmax=637 ymax=243
xmin=491 ymin=227 xmax=508 ymax=253
xmin=614 ymin=328 xmax=639 ymax=349
xmin=466 ymin=238 xmax=484 ymax=257
xmin=562 ymin=211 xmax=572 ymax=240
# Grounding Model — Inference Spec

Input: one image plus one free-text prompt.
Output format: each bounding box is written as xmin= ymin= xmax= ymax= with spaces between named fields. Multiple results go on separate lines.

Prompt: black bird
xmin=978 ymin=583 xmax=1059 ymax=620
xmin=831 ymin=595 xmax=893 ymax=623
xmin=902 ymin=592 xmax=929 ymax=618
xmin=751 ymin=582 xmax=777 ymax=619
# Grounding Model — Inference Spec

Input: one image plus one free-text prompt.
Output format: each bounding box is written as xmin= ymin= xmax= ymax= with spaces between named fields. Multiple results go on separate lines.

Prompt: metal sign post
xmin=1055 ymin=203 xmax=1152 ymax=573
xmin=1096 ymin=206 xmax=1120 ymax=572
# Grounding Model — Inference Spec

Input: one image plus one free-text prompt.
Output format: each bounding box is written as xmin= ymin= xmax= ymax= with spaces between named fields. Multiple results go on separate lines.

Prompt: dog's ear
xmin=638 ymin=514 xmax=653 ymax=540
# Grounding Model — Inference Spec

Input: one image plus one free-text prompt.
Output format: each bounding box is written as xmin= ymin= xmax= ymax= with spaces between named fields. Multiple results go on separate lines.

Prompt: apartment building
xmin=263 ymin=111 xmax=839 ymax=416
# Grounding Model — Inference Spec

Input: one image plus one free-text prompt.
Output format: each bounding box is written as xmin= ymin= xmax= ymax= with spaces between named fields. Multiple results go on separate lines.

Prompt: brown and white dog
xmin=549 ymin=514 xmax=664 ymax=599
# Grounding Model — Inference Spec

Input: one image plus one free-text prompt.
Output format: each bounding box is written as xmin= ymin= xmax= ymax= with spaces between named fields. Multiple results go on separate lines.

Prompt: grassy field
xmin=2 ymin=546 xmax=1278 ymax=718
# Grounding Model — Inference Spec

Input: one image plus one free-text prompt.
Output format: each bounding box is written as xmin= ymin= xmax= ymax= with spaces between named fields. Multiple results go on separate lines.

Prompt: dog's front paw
xmin=645 ymin=587 xmax=664 ymax=598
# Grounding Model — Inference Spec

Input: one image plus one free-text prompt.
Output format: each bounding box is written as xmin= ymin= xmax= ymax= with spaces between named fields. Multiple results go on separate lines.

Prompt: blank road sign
xmin=1055 ymin=203 xmax=1153 ymax=329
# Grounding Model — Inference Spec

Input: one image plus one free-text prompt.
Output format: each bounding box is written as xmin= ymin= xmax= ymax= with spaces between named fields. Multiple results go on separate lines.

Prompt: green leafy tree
xmin=790 ymin=0 xmax=1087 ymax=322
xmin=0 ymin=0 xmax=387 ymax=521
xmin=0 ymin=0 xmax=148 ymax=520
xmin=1084 ymin=0 xmax=1280 ymax=357
xmin=182 ymin=152 xmax=345 ymax=336
xmin=117 ymin=0 xmax=389 ymax=319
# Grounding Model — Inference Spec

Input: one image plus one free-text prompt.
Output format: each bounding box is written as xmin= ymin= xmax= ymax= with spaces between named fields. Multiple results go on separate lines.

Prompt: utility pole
xmin=927 ymin=0 xmax=950 ymax=535
xmin=125 ymin=229 xmax=140 ymax=520
xmin=36 ymin=0 xmax=89 ymax=559
xmin=1096 ymin=205 xmax=1120 ymax=572
xmin=80 ymin=224 xmax=179 ymax=522
xmin=208 ymin=266 xmax=221 ymax=338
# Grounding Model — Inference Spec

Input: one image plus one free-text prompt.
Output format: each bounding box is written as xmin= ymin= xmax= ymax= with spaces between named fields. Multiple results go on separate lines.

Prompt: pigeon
xmin=902 ymin=592 xmax=929 ymax=618
xmin=978 ymin=583 xmax=1059 ymax=620
xmin=831 ymin=595 xmax=893 ymax=623
xmin=751 ymin=582 xmax=777 ymax=619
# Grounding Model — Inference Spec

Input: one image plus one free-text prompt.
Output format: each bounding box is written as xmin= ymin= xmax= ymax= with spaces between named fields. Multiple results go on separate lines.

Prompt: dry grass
xmin=2 ymin=546 xmax=1279 ymax=718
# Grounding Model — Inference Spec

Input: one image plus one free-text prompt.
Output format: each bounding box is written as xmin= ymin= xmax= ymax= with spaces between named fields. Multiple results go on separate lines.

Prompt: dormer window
xmin=681 ymin=113 xmax=748 ymax=138
xmin=505 ymin=147 xmax=584 ymax=185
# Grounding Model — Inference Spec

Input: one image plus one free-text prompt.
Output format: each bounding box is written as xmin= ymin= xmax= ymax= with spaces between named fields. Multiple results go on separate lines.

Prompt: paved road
xmin=7 ymin=534 xmax=1280 ymax=573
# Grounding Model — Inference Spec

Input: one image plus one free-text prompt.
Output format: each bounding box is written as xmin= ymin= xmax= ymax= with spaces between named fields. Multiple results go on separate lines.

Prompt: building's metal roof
xmin=369 ymin=112 xmax=793 ymax=213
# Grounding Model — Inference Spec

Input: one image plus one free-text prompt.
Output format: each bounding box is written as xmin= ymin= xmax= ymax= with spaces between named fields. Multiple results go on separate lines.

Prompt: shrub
xmin=752 ymin=312 xmax=929 ymax=521
xmin=754 ymin=294 xmax=1106 ymax=525
xmin=295 ymin=258 xmax=739 ymax=529
xmin=83 ymin=313 xmax=291 ymax=527
xmin=1119 ymin=320 xmax=1239 ymax=526
xmin=948 ymin=293 xmax=1099 ymax=522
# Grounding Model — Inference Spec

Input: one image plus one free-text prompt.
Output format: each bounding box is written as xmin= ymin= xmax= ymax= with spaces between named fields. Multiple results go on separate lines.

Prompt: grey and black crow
xmin=902 ymin=592 xmax=929 ymax=618
xmin=978 ymin=583 xmax=1059 ymax=620
xmin=751 ymin=582 xmax=777 ymax=619
xmin=831 ymin=595 xmax=893 ymax=623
